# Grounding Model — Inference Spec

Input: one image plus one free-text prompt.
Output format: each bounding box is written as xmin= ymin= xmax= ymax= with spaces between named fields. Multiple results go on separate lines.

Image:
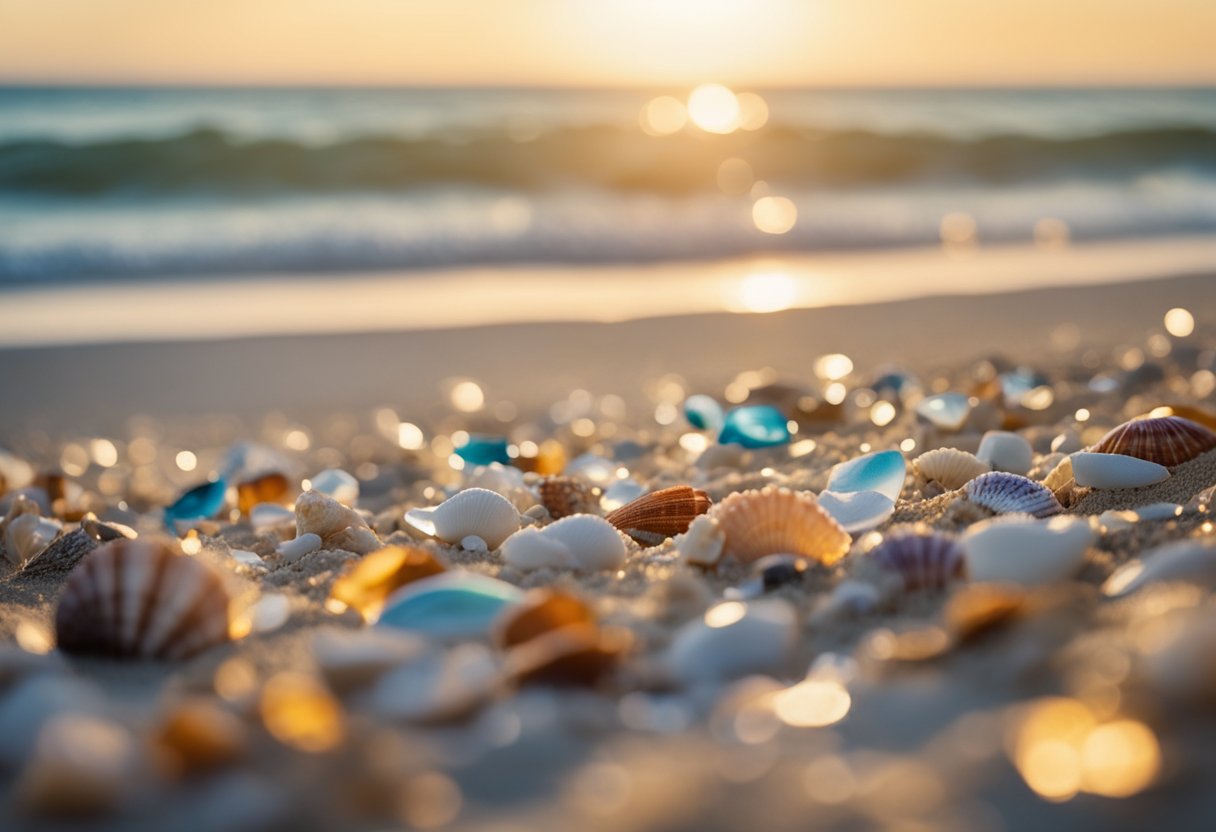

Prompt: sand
xmin=0 ymin=271 xmax=1215 ymax=831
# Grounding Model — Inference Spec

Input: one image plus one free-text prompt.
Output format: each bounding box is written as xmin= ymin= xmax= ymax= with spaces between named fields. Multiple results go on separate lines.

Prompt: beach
xmin=1 ymin=256 xmax=1215 ymax=830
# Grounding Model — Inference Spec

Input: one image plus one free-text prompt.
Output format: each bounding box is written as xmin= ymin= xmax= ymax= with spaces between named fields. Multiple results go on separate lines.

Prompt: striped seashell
xmin=605 ymin=485 xmax=712 ymax=546
xmin=55 ymin=539 xmax=231 ymax=660
xmin=709 ymin=486 xmax=851 ymax=566
xmin=963 ymin=471 xmax=1062 ymax=518
xmin=914 ymin=448 xmax=990 ymax=490
xmin=404 ymin=488 xmax=520 ymax=549
xmin=868 ymin=530 xmax=965 ymax=591
xmin=1089 ymin=415 xmax=1216 ymax=467
xmin=537 ymin=476 xmax=601 ymax=520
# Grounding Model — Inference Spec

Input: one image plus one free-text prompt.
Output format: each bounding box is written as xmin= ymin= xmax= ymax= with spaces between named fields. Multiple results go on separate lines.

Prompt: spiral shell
xmin=914 ymin=448 xmax=990 ymax=490
xmin=537 ymin=477 xmax=600 ymax=520
xmin=868 ymin=530 xmax=965 ymax=591
xmin=962 ymin=471 xmax=1062 ymax=518
xmin=55 ymin=539 xmax=231 ymax=660
xmin=709 ymin=486 xmax=851 ymax=565
xmin=605 ymin=485 xmax=712 ymax=546
xmin=404 ymin=488 xmax=519 ymax=549
xmin=1089 ymin=415 xmax=1216 ymax=467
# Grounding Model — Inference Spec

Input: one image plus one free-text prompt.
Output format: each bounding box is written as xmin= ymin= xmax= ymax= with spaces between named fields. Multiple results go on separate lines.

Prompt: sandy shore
xmin=0 ymin=266 xmax=1215 ymax=831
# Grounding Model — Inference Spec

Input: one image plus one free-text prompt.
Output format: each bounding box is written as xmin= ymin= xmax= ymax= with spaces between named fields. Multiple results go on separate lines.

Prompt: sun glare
xmin=731 ymin=271 xmax=799 ymax=314
xmin=687 ymin=83 xmax=741 ymax=134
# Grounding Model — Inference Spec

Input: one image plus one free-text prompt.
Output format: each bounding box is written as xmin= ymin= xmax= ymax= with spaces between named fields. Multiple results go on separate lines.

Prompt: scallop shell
xmin=605 ymin=485 xmax=711 ymax=546
xmin=962 ymin=471 xmax=1062 ymax=518
xmin=914 ymin=448 xmax=990 ymax=490
xmin=404 ymin=487 xmax=519 ymax=549
xmin=1089 ymin=415 xmax=1216 ymax=467
xmin=537 ymin=476 xmax=601 ymax=519
xmin=709 ymin=486 xmax=851 ymax=565
xmin=55 ymin=539 xmax=231 ymax=660
xmin=502 ymin=514 xmax=628 ymax=572
xmin=868 ymin=530 xmax=965 ymax=591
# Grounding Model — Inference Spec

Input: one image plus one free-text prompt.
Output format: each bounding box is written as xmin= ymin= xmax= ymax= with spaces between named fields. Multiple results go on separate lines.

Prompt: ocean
xmin=1 ymin=86 xmax=1215 ymax=285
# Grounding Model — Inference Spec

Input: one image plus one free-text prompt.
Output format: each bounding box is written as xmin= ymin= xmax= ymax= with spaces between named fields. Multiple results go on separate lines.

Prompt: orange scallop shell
xmin=605 ymin=485 xmax=712 ymax=545
xmin=709 ymin=486 xmax=851 ymax=565
xmin=1090 ymin=415 xmax=1216 ymax=467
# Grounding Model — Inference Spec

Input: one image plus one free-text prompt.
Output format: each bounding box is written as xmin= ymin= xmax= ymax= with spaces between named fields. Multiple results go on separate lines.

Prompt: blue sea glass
xmin=826 ymin=450 xmax=906 ymax=502
xmin=376 ymin=572 xmax=524 ymax=639
xmin=684 ymin=395 xmax=725 ymax=432
xmin=455 ymin=435 xmax=511 ymax=466
xmin=915 ymin=393 xmax=971 ymax=431
xmin=717 ymin=405 xmax=791 ymax=449
xmin=164 ymin=477 xmax=228 ymax=530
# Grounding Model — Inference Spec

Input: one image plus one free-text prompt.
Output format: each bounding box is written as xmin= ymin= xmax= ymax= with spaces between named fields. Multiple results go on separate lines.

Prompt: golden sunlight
xmin=687 ymin=83 xmax=741 ymax=134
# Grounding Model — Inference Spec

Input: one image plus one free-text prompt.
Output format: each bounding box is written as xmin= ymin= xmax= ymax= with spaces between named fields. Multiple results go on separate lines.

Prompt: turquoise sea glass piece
xmin=717 ymin=406 xmax=791 ymax=449
xmin=826 ymin=450 xmax=906 ymax=502
xmin=915 ymin=393 xmax=971 ymax=431
xmin=684 ymin=395 xmax=725 ymax=432
xmin=455 ymin=435 xmax=511 ymax=466
xmin=376 ymin=572 xmax=524 ymax=639
xmin=164 ymin=477 xmax=227 ymax=530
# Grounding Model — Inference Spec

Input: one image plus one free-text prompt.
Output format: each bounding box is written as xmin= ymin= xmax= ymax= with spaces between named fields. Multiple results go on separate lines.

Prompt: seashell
xmin=312 ymin=627 xmax=431 ymax=693
xmin=505 ymin=624 xmax=632 ymax=687
xmin=463 ymin=463 xmax=535 ymax=511
xmin=501 ymin=526 xmax=574 ymax=571
xmin=403 ymin=487 xmax=519 ymax=549
xmin=0 ymin=674 xmax=105 ymax=768
xmin=808 ymin=579 xmax=882 ymax=625
xmin=164 ymin=478 xmax=228 ymax=530
xmin=17 ymin=713 xmax=140 ymax=817
xmin=1102 ymin=539 xmax=1216 ymax=598
xmin=275 ymin=532 xmax=321 ymax=563
xmin=1147 ymin=404 xmax=1216 ymax=432
xmin=505 ymin=514 xmax=628 ymax=572
xmin=960 ymin=515 xmax=1094 ymax=587
xmin=55 ymin=539 xmax=231 ymax=660
xmin=1041 ymin=455 xmax=1075 ymax=492
xmin=914 ymin=448 xmax=990 ymax=490
xmin=826 ymin=449 xmax=906 ymax=502
xmin=328 ymin=545 xmax=447 ymax=620
xmin=666 ymin=599 xmax=797 ymax=685
xmin=963 ymin=471 xmax=1062 ymax=518
xmin=1069 ymin=452 xmax=1169 ymax=489
xmin=376 ymin=572 xmax=524 ymax=639
xmin=710 ymin=487 xmax=850 ymax=566
xmin=236 ymin=472 xmax=291 ymax=515
xmin=17 ymin=529 xmax=97 ymax=578
xmin=537 ymin=476 xmax=601 ymax=520
xmin=296 ymin=489 xmax=367 ymax=537
xmin=717 ymin=405 xmax=791 ymax=449
xmin=4 ymin=514 xmax=62 ymax=567
xmin=1089 ymin=415 xmax=1216 ymax=467
xmin=153 ymin=698 xmax=248 ymax=777
xmin=369 ymin=643 xmax=500 ymax=723
xmin=79 ymin=514 xmax=137 ymax=542
xmin=868 ymin=530 xmax=965 ymax=591
xmin=676 ymin=515 xmax=725 ymax=568
xmin=461 ymin=535 xmax=488 ymax=553
xmin=684 ymin=394 xmax=725 ymax=431
xmin=324 ymin=524 xmax=382 ymax=555
xmin=308 ymin=468 xmax=359 ymax=505
xmin=976 ymin=431 xmax=1033 ymax=476
xmin=605 ymin=485 xmax=711 ymax=545
xmin=816 ymin=489 xmax=895 ymax=533
xmin=915 ymin=392 xmax=971 ymax=431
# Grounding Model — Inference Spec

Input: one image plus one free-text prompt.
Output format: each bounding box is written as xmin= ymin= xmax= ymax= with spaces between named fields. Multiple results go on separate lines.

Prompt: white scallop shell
xmin=666 ymin=599 xmax=797 ymax=685
xmin=960 ymin=515 xmax=1094 ymax=587
xmin=914 ymin=447 xmax=990 ymax=490
xmin=976 ymin=431 xmax=1034 ymax=476
xmin=1103 ymin=539 xmax=1216 ymax=598
xmin=1069 ymin=452 xmax=1170 ymax=489
xmin=816 ymin=489 xmax=895 ymax=534
xmin=4 ymin=514 xmax=62 ymax=567
xmin=502 ymin=514 xmax=627 ymax=572
xmin=404 ymin=487 xmax=520 ymax=549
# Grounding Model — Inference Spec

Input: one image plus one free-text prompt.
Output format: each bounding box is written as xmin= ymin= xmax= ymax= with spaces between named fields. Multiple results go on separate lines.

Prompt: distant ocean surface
xmin=2 ymin=87 xmax=1215 ymax=284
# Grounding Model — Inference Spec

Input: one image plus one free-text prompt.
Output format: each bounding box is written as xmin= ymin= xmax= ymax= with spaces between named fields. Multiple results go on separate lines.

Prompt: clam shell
xmin=501 ymin=527 xmax=575 ymax=571
xmin=1070 ymin=452 xmax=1169 ymax=489
xmin=868 ymin=530 xmax=965 ymax=591
xmin=605 ymin=485 xmax=711 ymax=545
xmin=963 ymin=471 xmax=1062 ymax=518
xmin=536 ymin=514 xmax=628 ymax=572
xmin=55 ymin=539 xmax=231 ymax=660
xmin=976 ymin=431 xmax=1034 ymax=476
xmin=816 ymin=489 xmax=895 ymax=533
xmin=537 ymin=476 xmax=601 ymax=520
xmin=4 ymin=514 xmax=62 ymax=567
xmin=914 ymin=447 xmax=990 ymax=490
xmin=1089 ymin=415 xmax=1216 ymax=467
xmin=1102 ymin=539 xmax=1216 ymax=598
xmin=960 ymin=515 xmax=1093 ymax=587
xmin=710 ymin=486 xmax=850 ymax=565
xmin=404 ymin=487 xmax=520 ymax=549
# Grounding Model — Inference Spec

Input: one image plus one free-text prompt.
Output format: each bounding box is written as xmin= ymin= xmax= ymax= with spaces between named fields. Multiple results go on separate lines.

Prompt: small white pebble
xmin=276 ymin=532 xmax=322 ymax=563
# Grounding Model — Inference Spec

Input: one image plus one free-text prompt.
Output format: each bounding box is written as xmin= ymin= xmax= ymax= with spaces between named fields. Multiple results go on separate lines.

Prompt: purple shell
xmin=869 ymin=531 xmax=965 ymax=591
xmin=963 ymin=471 xmax=1061 ymax=518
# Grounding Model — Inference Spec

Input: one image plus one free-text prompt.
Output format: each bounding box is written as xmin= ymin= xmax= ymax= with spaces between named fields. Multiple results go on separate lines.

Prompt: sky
xmin=1 ymin=0 xmax=1214 ymax=87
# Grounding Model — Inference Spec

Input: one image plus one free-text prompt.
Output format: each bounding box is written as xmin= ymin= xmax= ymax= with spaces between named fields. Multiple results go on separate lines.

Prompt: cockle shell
xmin=960 ymin=515 xmax=1094 ymax=587
xmin=962 ymin=471 xmax=1062 ymax=518
xmin=501 ymin=514 xmax=628 ymax=572
xmin=537 ymin=476 xmax=601 ymax=520
xmin=976 ymin=431 xmax=1034 ymax=476
xmin=868 ymin=530 xmax=965 ymax=591
xmin=295 ymin=489 xmax=380 ymax=553
xmin=1102 ymin=539 xmax=1216 ymax=598
xmin=55 ymin=539 xmax=231 ymax=660
xmin=1089 ymin=415 xmax=1216 ymax=467
xmin=4 ymin=514 xmax=62 ymax=567
xmin=1069 ymin=452 xmax=1169 ymax=489
xmin=404 ymin=487 xmax=519 ymax=549
xmin=709 ymin=487 xmax=851 ymax=565
xmin=605 ymin=485 xmax=711 ymax=546
xmin=914 ymin=448 xmax=990 ymax=490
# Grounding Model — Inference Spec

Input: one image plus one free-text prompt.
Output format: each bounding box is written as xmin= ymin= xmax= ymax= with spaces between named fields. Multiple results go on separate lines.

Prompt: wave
xmin=3 ymin=124 xmax=1216 ymax=196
